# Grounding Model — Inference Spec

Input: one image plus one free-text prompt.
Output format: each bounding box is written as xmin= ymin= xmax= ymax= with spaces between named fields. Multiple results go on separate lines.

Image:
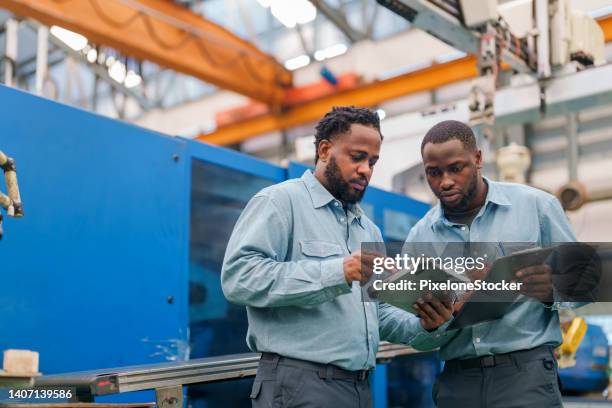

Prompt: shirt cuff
xmin=543 ymin=287 xmax=564 ymax=310
xmin=321 ymin=257 xmax=351 ymax=295
xmin=413 ymin=317 xmax=454 ymax=339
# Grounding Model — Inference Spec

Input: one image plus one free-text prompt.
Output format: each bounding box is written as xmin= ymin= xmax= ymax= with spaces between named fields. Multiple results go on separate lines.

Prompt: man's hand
xmin=413 ymin=294 xmax=454 ymax=331
xmin=514 ymin=264 xmax=553 ymax=302
xmin=343 ymin=251 xmax=381 ymax=285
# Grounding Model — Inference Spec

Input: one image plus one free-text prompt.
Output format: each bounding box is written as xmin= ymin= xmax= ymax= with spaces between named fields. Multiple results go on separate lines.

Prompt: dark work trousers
xmin=433 ymin=346 xmax=563 ymax=408
xmin=250 ymin=354 xmax=372 ymax=408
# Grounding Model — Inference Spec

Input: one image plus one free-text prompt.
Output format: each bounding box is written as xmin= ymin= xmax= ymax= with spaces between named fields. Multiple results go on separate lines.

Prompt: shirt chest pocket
xmin=299 ymin=240 xmax=344 ymax=259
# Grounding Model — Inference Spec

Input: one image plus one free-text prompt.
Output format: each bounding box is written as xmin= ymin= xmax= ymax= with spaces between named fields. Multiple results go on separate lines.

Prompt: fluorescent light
xmin=268 ymin=0 xmax=316 ymax=28
xmin=108 ymin=60 xmax=127 ymax=83
xmin=105 ymin=56 xmax=116 ymax=68
xmin=376 ymin=109 xmax=386 ymax=121
xmin=256 ymin=0 xmax=271 ymax=7
xmin=271 ymin=1 xmax=297 ymax=28
xmin=284 ymin=54 xmax=311 ymax=70
xmin=124 ymin=71 xmax=142 ymax=88
xmin=295 ymin=0 xmax=316 ymax=24
xmin=498 ymin=0 xmax=532 ymax=11
xmin=50 ymin=25 xmax=87 ymax=51
xmin=86 ymin=48 xmax=98 ymax=63
xmin=314 ymin=43 xmax=347 ymax=61
xmin=325 ymin=43 xmax=347 ymax=59
xmin=434 ymin=51 xmax=467 ymax=64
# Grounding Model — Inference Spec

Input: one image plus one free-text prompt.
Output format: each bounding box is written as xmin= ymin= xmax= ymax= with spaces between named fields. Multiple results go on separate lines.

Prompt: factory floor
xmin=564 ymin=397 xmax=612 ymax=407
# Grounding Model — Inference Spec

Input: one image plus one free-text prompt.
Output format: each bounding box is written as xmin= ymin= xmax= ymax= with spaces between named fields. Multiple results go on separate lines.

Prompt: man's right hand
xmin=413 ymin=294 xmax=454 ymax=331
xmin=343 ymin=251 xmax=380 ymax=285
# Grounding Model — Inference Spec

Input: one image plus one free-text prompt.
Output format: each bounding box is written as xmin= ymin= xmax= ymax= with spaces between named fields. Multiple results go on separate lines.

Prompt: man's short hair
xmin=421 ymin=120 xmax=477 ymax=154
xmin=314 ymin=106 xmax=383 ymax=163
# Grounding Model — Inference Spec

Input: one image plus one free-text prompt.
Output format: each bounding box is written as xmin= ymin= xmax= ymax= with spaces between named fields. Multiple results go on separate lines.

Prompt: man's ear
xmin=475 ymin=149 xmax=483 ymax=170
xmin=318 ymin=139 xmax=332 ymax=162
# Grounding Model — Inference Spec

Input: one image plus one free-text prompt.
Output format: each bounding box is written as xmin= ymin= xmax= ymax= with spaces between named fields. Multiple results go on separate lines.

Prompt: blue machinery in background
xmin=559 ymin=324 xmax=610 ymax=393
xmin=0 ymin=85 xmax=437 ymax=407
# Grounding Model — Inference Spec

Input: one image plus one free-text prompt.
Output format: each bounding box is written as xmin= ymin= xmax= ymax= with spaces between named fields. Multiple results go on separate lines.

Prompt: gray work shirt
xmin=222 ymin=170 xmax=424 ymax=371
xmin=406 ymin=178 xmax=579 ymax=360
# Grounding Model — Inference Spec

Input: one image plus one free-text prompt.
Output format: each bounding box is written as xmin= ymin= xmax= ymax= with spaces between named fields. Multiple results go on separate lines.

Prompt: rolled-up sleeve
xmin=221 ymin=193 xmax=351 ymax=308
xmin=540 ymin=196 xmax=577 ymax=244
xmin=377 ymin=301 xmax=457 ymax=348
xmin=378 ymin=302 xmax=425 ymax=344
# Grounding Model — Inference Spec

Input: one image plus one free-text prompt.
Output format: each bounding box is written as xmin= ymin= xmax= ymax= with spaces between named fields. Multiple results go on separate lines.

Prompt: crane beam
xmin=0 ymin=0 xmax=292 ymax=105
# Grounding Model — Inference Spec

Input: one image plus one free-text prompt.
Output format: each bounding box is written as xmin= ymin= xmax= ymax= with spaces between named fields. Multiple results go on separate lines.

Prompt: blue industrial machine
xmin=559 ymin=324 xmax=610 ymax=393
xmin=0 ymin=84 xmax=436 ymax=407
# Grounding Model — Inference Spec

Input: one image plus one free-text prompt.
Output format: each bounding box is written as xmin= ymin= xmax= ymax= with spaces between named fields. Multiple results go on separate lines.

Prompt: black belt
xmin=448 ymin=345 xmax=554 ymax=370
xmin=260 ymin=353 xmax=370 ymax=381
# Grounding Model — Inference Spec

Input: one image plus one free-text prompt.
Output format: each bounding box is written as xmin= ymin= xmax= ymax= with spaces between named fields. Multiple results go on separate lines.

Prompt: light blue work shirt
xmin=406 ymin=178 xmax=577 ymax=360
xmin=221 ymin=170 xmax=423 ymax=371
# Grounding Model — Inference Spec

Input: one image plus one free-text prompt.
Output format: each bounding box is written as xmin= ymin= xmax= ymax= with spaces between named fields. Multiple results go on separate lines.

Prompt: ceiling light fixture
xmin=50 ymin=26 xmax=88 ymax=51
xmin=284 ymin=54 xmax=311 ymax=70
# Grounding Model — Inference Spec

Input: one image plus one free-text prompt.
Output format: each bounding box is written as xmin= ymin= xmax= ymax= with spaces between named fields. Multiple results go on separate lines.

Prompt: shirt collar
xmin=484 ymin=177 xmax=512 ymax=207
xmin=347 ymin=203 xmax=365 ymax=228
xmin=302 ymin=170 xmax=335 ymax=208
xmin=302 ymin=170 xmax=365 ymax=227
xmin=431 ymin=176 xmax=512 ymax=230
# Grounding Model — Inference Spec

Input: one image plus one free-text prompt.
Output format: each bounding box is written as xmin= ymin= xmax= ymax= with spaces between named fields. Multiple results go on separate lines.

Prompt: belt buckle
xmin=357 ymin=370 xmax=368 ymax=381
xmin=481 ymin=356 xmax=496 ymax=368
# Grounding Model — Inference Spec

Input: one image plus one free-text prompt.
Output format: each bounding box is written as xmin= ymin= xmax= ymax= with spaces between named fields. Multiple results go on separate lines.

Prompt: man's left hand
xmin=515 ymin=264 xmax=553 ymax=303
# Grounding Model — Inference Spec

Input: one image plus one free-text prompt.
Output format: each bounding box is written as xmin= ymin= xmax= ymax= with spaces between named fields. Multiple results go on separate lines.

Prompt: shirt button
xmin=334 ymin=201 xmax=339 ymax=207
xmin=475 ymin=337 xmax=481 ymax=343
xmin=340 ymin=217 xmax=345 ymax=222
xmin=461 ymin=226 xmax=466 ymax=231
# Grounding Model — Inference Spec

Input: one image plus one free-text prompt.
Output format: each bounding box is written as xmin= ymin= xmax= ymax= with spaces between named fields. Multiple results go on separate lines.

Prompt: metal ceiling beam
xmin=198 ymin=14 xmax=612 ymax=146
xmin=0 ymin=0 xmax=292 ymax=105
xmin=310 ymin=0 xmax=367 ymax=43
xmin=377 ymin=0 xmax=478 ymax=53
xmin=377 ymin=0 xmax=534 ymax=74
xmin=494 ymin=63 xmax=612 ymax=127
xmin=39 ymin=24 xmax=155 ymax=111
xmin=197 ymin=56 xmax=479 ymax=145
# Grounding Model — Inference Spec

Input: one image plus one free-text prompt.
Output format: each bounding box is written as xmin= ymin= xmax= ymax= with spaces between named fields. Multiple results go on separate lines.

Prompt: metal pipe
xmin=34 ymin=342 xmax=418 ymax=400
xmin=0 ymin=150 xmax=23 ymax=217
xmin=4 ymin=19 xmax=18 ymax=86
xmin=566 ymin=113 xmax=579 ymax=182
xmin=535 ymin=0 xmax=551 ymax=77
xmin=35 ymin=25 xmax=48 ymax=95
xmin=0 ymin=150 xmax=23 ymax=240
xmin=587 ymin=187 xmax=612 ymax=203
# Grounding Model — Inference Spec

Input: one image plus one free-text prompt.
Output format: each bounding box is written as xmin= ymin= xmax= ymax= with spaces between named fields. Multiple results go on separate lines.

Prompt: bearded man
xmin=405 ymin=120 xmax=578 ymax=408
xmin=222 ymin=106 xmax=452 ymax=408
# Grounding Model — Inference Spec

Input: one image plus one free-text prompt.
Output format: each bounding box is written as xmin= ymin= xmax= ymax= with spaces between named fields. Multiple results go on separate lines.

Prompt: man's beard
xmin=324 ymin=157 xmax=367 ymax=204
xmin=442 ymin=171 xmax=478 ymax=212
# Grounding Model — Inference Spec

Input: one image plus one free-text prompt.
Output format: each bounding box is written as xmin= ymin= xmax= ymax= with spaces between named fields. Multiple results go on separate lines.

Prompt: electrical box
xmin=550 ymin=0 xmax=605 ymax=67
xmin=460 ymin=0 xmax=498 ymax=28
xmin=569 ymin=10 xmax=605 ymax=66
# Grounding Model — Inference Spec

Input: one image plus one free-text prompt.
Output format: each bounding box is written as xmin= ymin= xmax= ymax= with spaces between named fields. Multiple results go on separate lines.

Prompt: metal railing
xmin=31 ymin=343 xmax=419 ymax=407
